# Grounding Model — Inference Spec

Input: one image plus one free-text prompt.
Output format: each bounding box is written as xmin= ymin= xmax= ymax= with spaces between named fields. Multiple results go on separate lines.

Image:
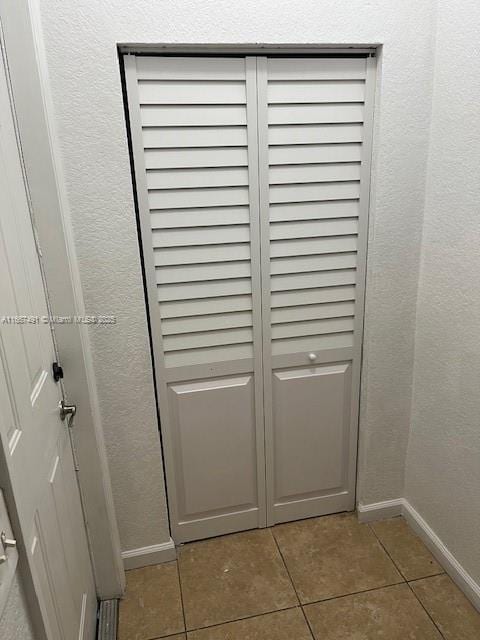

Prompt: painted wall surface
xmin=0 ymin=573 xmax=35 ymax=640
xmin=38 ymin=0 xmax=436 ymax=550
xmin=405 ymin=0 xmax=480 ymax=584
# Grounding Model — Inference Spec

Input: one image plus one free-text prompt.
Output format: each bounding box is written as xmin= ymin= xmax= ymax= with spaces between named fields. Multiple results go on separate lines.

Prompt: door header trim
xmin=119 ymin=43 xmax=378 ymax=56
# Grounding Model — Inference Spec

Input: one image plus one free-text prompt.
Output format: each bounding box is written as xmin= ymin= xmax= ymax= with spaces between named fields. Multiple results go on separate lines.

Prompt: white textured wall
xmin=38 ymin=0 xmax=437 ymax=550
xmin=405 ymin=0 xmax=480 ymax=584
xmin=0 ymin=573 xmax=35 ymax=640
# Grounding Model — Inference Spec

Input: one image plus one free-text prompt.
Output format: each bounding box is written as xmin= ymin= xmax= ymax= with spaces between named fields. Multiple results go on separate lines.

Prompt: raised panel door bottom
xmin=168 ymin=374 xmax=261 ymax=541
xmin=271 ymin=362 xmax=353 ymax=523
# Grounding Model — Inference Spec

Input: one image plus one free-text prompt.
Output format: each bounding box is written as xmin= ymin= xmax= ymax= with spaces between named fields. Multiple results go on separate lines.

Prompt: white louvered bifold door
xmin=257 ymin=57 xmax=375 ymax=525
xmin=125 ymin=54 xmax=375 ymax=541
xmin=124 ymin=56 xmax=266 ymax=542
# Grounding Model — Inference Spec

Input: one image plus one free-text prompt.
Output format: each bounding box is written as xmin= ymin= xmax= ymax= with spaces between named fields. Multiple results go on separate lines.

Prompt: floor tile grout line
xmin=367 ymin=522 xmax=408 ymax=582
xmin=182 ymin=604 xmax=301 ymax=634
xmin=368 ymin=523 xmax=447 ymax=640
xmin=299 ymin=607 xmax=317 ymax=640
xmin=407 ymin=571 xmax=446 ymax=583
xmin=270 ymin=527 xmax=315 ymax=639
xmin=150 ymin=632 xmax=187 ymax=640
xmin=174 ymin=556 xmax=188 ymax=636
xmin=140 ymin=628 xmax=186 ymax=640
xmin=406 ymin=580 xmax=447 ymax=640
xmin=302 ymin=580 xmax=407 ymax=606
xmin=270 ymin=526 xmax=301 ymax=607
xmin=367 ymin=522 xmax=445 ymax=583
xmin=119 ymin=563 xmax=186 ymax=640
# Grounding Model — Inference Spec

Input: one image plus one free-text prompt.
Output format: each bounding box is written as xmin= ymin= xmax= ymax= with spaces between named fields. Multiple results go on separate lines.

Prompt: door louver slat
xmin=143 ymin=126 xmax=248 ymax=148
xmin=271 ymin=285 xmax=356 ymax=309
xmin=271 ymin=269 xmax=357 ymax=292
xmin=269 ymin=162 xmax=362 ymax=184
xmin=141 ymin=105 xmax=247 ymax=127
xmin=152 ymin=225 xmax=250 ymax=248
xmin=270 ymin=236 xmax=358 ymax=257
xmin=137 ymin=80 xmax=247 ymax=104
xmin=154 ymin=243 xmax=251 ymax=266
xmin=271 ymin=316 xmax=355 ymax=340
xmin=150 ymin=205 xmax=250 ymax=228
xmin=270 ymin=252 xmax=357 ymax=274
xmin=269 ymin=181 xmax=360 ymax=203
xmin=268 ymin=103 xmax=364 ymax=124
xmin=266 ymin=57 xmax=367 ymax=80
xmin=135 ymin=56 xmax=247 ymax=80
xmin=162 ymin=311 xmax=253 ymax=335
xmin=271 ymin=301 xmax=356 ymax=324
xmin=160 ymin=295 xmax=253 ymax=319
xmin=157 ymin=278 xmax=252 ymax=302
xmin=269 ymin=200 xmax=359 ymax=221
xmin=164 ymin=343 xmax=253 ymax=368
xmin=269 ymin=143 xmax=362 ymax=164
xmin=267 ymin=80 xmax=366 ymax=104
xmin=146 ymin=167 xmax=249 ymax=190
xmin=272 ymin=332 xmax=354 ymax=356
xmin=144 ymin=147 xmax=248 ymax=169
xmin=268 ymin=123 xmax=363 ymax=145
xmin=157 ymin=260 xmax=251 ymax=284
xmin=270 ymin=218 xmax=359 ymax=240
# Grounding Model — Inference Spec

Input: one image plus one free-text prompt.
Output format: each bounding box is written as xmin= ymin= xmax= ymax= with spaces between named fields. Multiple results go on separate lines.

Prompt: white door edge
xmin=0 ymin=1 xmax=125 ymax=598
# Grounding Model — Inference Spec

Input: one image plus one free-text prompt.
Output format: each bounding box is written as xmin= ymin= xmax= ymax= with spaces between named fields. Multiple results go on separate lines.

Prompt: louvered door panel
xmin=258 ymin=56 xmax=375 ymax=526
xmin=262 ymin=57 xmax=366 ymax=364
xmin=132 ymin=58 xmax=259 ymax=369
xmin=125 ymin=55 xmax=266 ymax=542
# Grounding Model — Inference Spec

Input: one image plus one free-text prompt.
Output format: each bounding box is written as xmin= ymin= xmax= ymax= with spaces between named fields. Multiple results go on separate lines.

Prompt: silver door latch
xmin=59 ymin=400 xmax=77 ymax=422
xmin=0 ymin=530 xmax=17 ymax=563
xmin=1 ymin=531 xmax=16 ymax=550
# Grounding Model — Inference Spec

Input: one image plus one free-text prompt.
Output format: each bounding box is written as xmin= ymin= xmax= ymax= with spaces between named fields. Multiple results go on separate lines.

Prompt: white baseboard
xmin=402 ymin=501 xmax=480 ymax=612
xmin=357 ymin=498 xmax=404 ymax=523
xmin=357 ymin=498 xmax=480 ymax=612
xmin=122 ymin=538 xmax=176 ymax=570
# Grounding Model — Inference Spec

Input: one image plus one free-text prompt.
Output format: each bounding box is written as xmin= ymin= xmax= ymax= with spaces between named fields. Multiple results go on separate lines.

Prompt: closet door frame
xmin=124 ymin=55 xmax=267 ymax=542
xmin=256 ymin=55 xmax=377 ymax=526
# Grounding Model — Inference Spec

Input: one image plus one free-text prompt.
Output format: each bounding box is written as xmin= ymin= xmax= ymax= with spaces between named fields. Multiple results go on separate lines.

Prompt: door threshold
xmin=98 ymin=599 xmax=118 ymax=640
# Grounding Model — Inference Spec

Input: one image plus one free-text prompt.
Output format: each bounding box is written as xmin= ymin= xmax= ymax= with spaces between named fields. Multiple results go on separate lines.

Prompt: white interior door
xmin=0 ymin=49 xmax=97 ymax=639
xmin=257 ymin=56 xmax=375 ymax=524
xmin=125 ymin=53 xmax=375 ymax=542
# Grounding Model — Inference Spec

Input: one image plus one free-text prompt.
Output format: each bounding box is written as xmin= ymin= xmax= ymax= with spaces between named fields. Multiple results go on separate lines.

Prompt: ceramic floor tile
xmin=410 ymin=574 xmax=480 ymax=640
xmin=186 ymin=608 xmax=312 ymax=640
xmin=178 ymin=529 xmax=298 ymax=630
xmin=118 ymin=562 xmax=185 ymax=640
xmin=273 ymin=513 xmax=402 ymax=603
xmin=304 ymin=583 xmax=442 ymax=640
xmin=370 ymin=517 xmax=442 ymax=580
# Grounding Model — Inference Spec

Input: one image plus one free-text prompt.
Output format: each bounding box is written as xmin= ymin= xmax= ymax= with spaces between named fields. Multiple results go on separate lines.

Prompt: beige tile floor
xmin=118 ymin=513 xmax=480 ymax=640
